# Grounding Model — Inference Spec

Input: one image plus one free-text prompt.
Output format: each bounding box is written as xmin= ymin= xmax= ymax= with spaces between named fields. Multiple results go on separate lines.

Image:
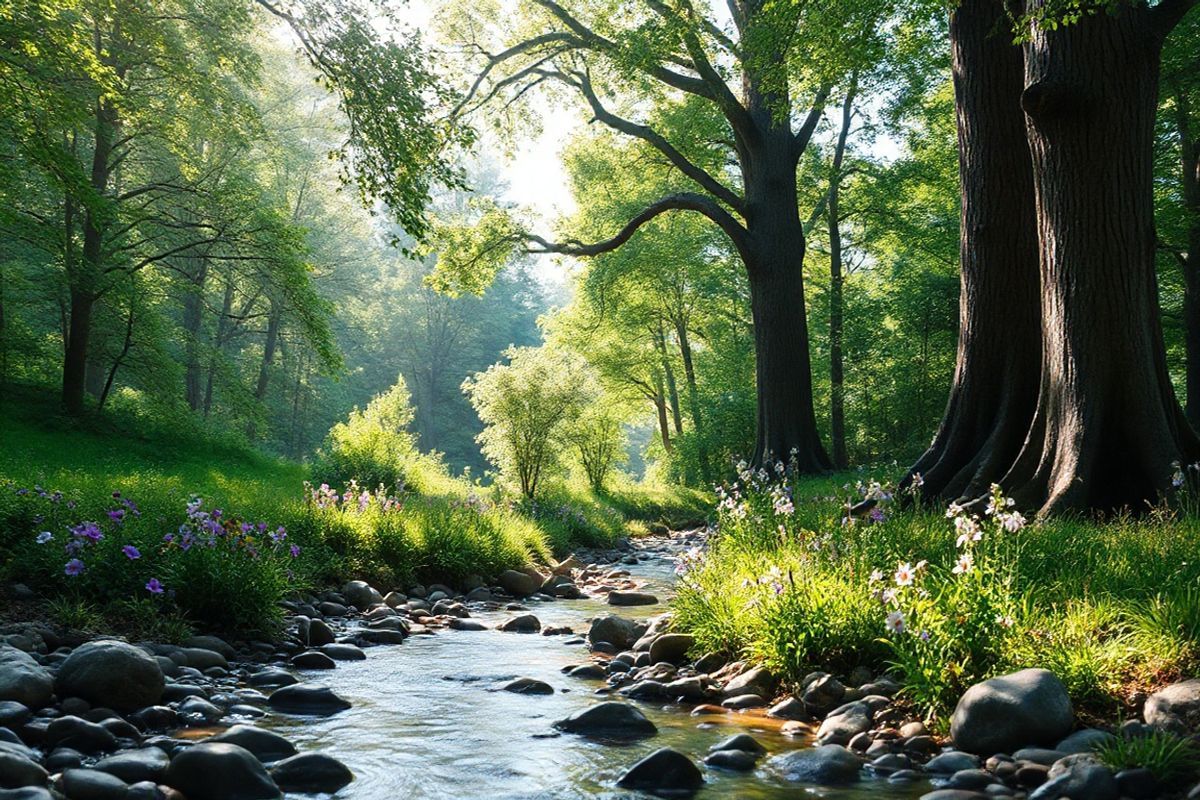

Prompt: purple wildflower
xmin=64 ymin=558 xmax=85 ymax=576
xmin=36 ymin=531 xmax=53 ymax=544
xmin=122 ymin=544 xmax=141 ymax=560
xmin=289 ymin=544 xmax=301 ymax=558
xmin=107 ymin=508 xmax=126 ymax=524
xmin=71 ymin=521 xmax=103 ymax=542
xmin=145 ymin=577 xmax=164 ymax=594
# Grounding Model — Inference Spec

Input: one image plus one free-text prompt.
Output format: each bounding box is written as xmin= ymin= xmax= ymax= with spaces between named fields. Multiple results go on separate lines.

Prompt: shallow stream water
xmin=260 ymin=538 xmax=932 ymax=799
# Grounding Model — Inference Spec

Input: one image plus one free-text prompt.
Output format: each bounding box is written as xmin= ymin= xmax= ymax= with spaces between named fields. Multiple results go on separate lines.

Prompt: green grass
xmin=1096 ymin=730 xmax=1200 ymax=786
xmin=673 ymin=467 xmax=1200 ymax=721
xmin=0 ymin=387 xmax=705 ymax=635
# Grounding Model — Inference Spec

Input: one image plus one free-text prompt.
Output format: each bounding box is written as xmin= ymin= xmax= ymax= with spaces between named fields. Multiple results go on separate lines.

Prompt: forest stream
xmin=249 ymin=534 xmax=930 ymax=800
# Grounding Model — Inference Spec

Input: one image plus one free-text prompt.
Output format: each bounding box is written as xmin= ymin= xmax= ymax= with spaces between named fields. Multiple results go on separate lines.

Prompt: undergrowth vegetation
xmin=674 ymin=459 xmax=1200 ymax=722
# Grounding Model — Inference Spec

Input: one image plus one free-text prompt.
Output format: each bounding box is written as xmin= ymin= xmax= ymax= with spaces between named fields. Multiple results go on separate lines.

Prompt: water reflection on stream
xmin=262 ymin=542 xmax=931 ymax=799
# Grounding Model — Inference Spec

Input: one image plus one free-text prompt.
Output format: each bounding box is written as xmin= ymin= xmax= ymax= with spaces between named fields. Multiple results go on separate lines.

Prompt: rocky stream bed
xmin=2 ymin=531 xmax=1199 ymax=799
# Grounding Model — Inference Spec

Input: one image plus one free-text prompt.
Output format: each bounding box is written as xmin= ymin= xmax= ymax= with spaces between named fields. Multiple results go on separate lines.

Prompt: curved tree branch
xmin=525 ymin=192 xmax=748 ymax=258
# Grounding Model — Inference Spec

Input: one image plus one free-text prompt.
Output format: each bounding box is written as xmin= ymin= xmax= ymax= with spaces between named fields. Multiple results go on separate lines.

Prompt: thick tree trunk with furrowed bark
xmin=902 ymin=0 xmax=1042 ymax=503
xmin=1000 ymin=2 xmax=1200 ymax=514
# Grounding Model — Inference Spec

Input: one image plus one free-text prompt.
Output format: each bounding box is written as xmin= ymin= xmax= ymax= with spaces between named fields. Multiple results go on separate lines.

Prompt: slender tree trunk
xmin=98 ymin=298 xmax=135 ymax=409
xmin=0 ymin=264 xmax=7 ymax=389
xmin=653 ymin=369 xmax=672 ymax=452
xmin=673 ymin=316 xmax=711 ymax=481
xmin=657 ymin=321 xmax=684 ymax=436
xmin=248 ymin=299 xmax=280 ymax=439
xmin=1002 ymin=2 xmax=1199 ymax=513
xmin=203 ymin=275 xmax=235 ymax=418
xmin=183 ymin=258 xmax=208 ymax=411
xmin=828 ymin=81 xmax=856 ymax=470
xmin=1175 ymin=78 xmax=1200 ymax=429
xmin=901 ymin=0 xmax=1042 ymax=503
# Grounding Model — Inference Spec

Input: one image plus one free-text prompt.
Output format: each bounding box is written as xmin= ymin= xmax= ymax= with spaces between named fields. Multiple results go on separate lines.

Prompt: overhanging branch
xmin=525 ymin=192 xmax=748 ymax=257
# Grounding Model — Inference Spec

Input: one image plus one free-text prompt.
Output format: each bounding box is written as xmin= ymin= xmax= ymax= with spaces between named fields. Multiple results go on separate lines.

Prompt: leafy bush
xmin=313 ymin=377 xmax=428 ymax=493
xmin=464 ymin=346 xmax=588 ymax=498
xmin=567 ymin=402 xmax=626 ymax=491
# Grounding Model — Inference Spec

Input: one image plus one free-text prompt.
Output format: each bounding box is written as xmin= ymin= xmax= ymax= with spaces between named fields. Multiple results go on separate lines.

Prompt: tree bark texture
xmin=1004 ymin=2 xmax=1199 ymax=513
xmin=903 ymin=0 xmax=1042 ymax=503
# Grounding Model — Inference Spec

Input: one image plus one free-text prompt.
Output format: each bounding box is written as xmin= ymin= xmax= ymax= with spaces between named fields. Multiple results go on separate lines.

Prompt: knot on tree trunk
xmin=1020 ymin=80 xmax=1089 ymax=123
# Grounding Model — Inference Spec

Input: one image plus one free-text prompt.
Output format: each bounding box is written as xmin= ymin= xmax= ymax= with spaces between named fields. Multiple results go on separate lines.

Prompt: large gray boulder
xmin=267 ymin=685 xmax=351 ymax=716
xmin=616 ymin=748 xmax=703 ymax=795
xmin=553 ymin=702 xmax=657 ymax=739
xmin=269 ymin=753 xmax=354 ymax=793
xmin=0 ymin=751 xmax=48 ymax=789
xmin=817 ymin=701 xmax=873 ymax=745
xmin=208 ymin=726 xmax=297 ymax=762
xmin=649 ymin=633 xmax=695 ymax=665
xmin=0 ymin=647 xmax=52 ymax=709
xmin=587 ymin=614 xmax=646 ymax=650
xmin=58 ymin=768 xmax=128 ymax=800
xmin=93 ymin=748 xmax=171 ymax=783
xmin=768 ymin=745 xmax=864 ymax=784
xmin=950 ymin=669 xmax=1073 ymax=755
xmin=55 ymin=640 xmax=164 ymax=712
xmin=341 ymin=580 xmax=382 ymax=609
xmin=497 ymin=570 xmax=540 ymax=597
xmin=1144 ymin=679 xmax=1200 ymax=734
xmin=164 ymin=743 xmax=282 ymax=800
xmin=722 ymin=666 xmax=775 ymax=698
xmin=1029 ymin=761 xmax=1119 ymax=800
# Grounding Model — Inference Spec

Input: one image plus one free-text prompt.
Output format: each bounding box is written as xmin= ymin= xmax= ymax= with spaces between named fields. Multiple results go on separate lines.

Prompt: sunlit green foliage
xmin=464 ymin=346 xmax=591 ymax=498
xmin=675 ymin=467 xmax=1200 ymax=720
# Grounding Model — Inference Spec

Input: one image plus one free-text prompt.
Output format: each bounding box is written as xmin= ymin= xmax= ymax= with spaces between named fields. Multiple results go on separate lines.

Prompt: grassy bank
xmin=673 ymin=463 xmax=1200 ymax=725
xmin=0 ymin=391 xmax=708 ymax=638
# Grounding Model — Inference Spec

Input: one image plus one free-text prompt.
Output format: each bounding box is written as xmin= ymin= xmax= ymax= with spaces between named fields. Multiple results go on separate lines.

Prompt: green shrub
xmin=312 ymin=377 xmax=428 ymax=493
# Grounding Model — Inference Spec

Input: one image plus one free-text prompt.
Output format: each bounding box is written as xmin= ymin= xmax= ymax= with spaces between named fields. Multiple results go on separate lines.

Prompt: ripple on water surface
xmin=261 ymin=546 xmax=931 ymax=800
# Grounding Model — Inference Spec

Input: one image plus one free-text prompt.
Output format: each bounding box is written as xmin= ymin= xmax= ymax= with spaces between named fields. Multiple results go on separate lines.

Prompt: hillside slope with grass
xmin=0 ymin=389 xmax=709 ymax=638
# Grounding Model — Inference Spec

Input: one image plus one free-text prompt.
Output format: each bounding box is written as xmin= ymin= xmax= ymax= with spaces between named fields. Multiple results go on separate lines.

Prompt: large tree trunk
xmin=901 ymin=0 xmax=1042 ymax=502
xmin=828 ymin=82 xmax=856 ymax=471
xmin=1002 ymin=3 xmax=1199 ymax=514
xmin=741 ymin=120 xmax=832 ymax=472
